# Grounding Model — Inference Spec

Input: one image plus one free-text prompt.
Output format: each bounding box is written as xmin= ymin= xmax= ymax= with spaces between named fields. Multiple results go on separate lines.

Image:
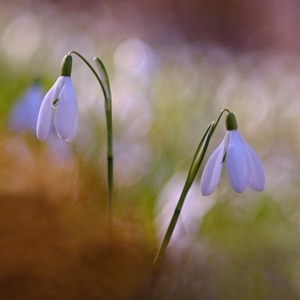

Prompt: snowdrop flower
xmin=36 ymin=55 xmax=78 ymax=143
xmin=200 ymin=112 xmax=265 ymax=195
xmin=9 ymin=81 xmax=44 ymax=134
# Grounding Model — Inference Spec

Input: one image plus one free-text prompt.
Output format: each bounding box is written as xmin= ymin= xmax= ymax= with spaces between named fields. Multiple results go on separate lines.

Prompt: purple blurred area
xmin=33 ymin=0 xmax=300 ymax=50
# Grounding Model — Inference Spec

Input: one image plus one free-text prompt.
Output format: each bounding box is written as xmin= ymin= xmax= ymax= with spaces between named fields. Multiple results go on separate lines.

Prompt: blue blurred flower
xmin=9 ymin=82 xmax=44 ymax=134
xmin=200 ymin=129 xmax=265 ymax=195
xmin=36 ymin=76 xmax=78 ymax=144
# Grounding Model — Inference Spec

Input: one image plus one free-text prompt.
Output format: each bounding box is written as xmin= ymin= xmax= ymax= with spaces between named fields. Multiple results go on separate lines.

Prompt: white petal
xmin=226 ymin=130 xmax=251 ymax=193
xmin=36 ymin=77 xmax=65 ymax=141
xmin=238 ymin=132 xmax=265 ymax=191
xmin=63 ymin=112 xmax=78 ymax=144
xmin=36 ymin=89 xmax=54 ymax=140
xmin=200 ymin=132 xmax=229 ymax=196
xmin=54 ymin=77 xmax=78 ymax=142
xmin=53 ymin=76 xmax=66 ymax=99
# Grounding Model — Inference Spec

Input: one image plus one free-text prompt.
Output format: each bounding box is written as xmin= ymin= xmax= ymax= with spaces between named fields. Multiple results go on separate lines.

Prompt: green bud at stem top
xmin=226 ymin=112 xmax=238 ymax=130
xmin=60 ymin=55 xmax=72 ymax=77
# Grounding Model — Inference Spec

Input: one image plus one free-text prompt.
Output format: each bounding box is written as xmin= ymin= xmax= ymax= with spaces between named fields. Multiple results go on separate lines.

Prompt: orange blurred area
xmin=0 ymin=134 xmax=154 ymax=299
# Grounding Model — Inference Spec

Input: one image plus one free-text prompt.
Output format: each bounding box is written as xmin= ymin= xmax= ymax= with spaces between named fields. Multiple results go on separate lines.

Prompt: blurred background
xmin=1 ymin=0 xmax=300 ymax=299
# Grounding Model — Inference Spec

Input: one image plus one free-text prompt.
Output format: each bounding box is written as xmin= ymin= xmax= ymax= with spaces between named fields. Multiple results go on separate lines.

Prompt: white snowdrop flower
xmin=36 ymin=55 xmax=78 ymax=144
xmin=200 ymin=112 xmax=265 ymax=195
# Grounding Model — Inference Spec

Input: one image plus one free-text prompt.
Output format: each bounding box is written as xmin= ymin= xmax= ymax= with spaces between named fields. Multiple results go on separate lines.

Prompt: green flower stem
xmin=69 ymin=51 xmax=114 ymax=246
xmin=153 ymin=122 xmax=214 ymax=268
xmin=153 ymin=109 xmax=231 ymax=269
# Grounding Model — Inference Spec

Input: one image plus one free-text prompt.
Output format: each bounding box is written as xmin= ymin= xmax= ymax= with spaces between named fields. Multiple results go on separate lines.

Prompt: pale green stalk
xmin=153 ymin=109 xmax=231 ymax=269
xmin=68 ymin=51 xmax=114 ymax=245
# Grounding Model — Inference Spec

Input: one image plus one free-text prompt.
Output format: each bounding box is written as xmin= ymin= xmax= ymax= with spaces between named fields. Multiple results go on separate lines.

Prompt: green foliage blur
xmin=1 ymin=1 xmax=300 ymax=299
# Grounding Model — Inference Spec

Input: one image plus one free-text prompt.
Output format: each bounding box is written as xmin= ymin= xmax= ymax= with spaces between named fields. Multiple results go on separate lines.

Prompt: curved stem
xmin=153 ymin=122 xmax=214 ymax=269
xmin=153 ymin=108 xmax=231 ymax=269
xmin=213 ymin=108 xmax=230 ymax=132
xmin=68 ymin=51 xmax=108 ymax=99
xmin=69 ymin=51 xmax=114 ymax=246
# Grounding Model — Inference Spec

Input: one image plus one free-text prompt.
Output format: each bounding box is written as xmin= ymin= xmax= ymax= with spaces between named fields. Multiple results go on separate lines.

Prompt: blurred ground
xmin=0 ymin=134 xmax=154 ymax=299
xmin=1 ymin=0 xmax=300 ymax=299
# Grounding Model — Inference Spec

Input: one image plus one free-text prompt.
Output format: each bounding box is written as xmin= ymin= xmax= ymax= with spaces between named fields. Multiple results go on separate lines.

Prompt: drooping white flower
xmin=36 ymin=55 xmax=78 ymax=144
xmin=200 ymin=113 xmax=265 ymax=195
